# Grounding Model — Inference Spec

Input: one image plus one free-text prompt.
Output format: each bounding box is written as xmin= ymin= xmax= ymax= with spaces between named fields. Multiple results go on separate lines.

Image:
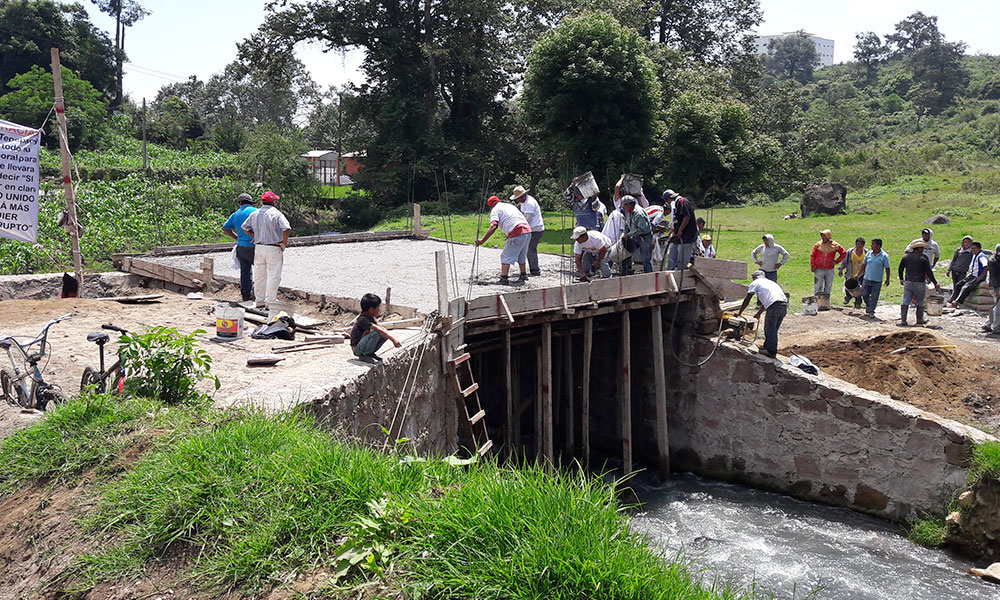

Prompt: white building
xmin=755 ymin=32 xmax=835 ymax=68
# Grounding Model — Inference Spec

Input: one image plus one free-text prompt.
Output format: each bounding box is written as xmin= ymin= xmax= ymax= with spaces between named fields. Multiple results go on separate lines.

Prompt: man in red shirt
xmin=810 ymin=229 xmax=846 ymax=301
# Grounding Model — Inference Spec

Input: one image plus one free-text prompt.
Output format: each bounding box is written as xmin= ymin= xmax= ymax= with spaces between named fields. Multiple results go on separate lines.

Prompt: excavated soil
xmin=786 ymin=329 xmax=1000 ymax=429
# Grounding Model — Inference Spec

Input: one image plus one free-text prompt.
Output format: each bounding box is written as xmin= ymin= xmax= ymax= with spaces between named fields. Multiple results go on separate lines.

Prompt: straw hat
xmin=510 ymin=185 xmax=528 ymax=201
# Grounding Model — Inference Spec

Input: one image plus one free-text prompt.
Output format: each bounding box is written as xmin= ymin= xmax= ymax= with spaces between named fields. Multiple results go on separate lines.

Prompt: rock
xmin=947 ymin=511 xmax=963 ymax=527
xmin=801 ymin=182 xmax=848 ymax=217
xmin=959 ymin=490 xmax=976 ymax=508
xmin=968 ymin=562 xmax=1000 ymax=583
xmin=923 ymin=214 xmax=951 ymax=225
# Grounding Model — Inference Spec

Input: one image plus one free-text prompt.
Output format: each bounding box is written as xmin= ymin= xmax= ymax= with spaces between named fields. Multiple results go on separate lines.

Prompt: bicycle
xmin=80 ymin=324 xmax=129 ymax=394
xmin=0 ymin=314 xmax=72 ymax=410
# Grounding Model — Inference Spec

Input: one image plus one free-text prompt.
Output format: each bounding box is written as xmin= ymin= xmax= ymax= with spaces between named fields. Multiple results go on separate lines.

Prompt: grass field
xmin=377 ymin=171 xmax=1000 ymax=310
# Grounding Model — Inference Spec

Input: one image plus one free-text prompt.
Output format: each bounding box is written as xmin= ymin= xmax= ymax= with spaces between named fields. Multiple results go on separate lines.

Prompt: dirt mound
xmin=786 ymin=330 xmax=1000 ymax=426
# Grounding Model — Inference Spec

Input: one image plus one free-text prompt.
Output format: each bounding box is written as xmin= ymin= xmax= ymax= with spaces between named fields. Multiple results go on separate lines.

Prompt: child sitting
xmin=350 ymin=293 xmax=402 ymax=364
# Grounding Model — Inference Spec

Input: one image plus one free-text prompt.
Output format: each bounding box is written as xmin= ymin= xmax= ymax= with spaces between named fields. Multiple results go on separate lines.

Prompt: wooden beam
xmin=691 ymin=257 xmax=748 ymax=280
xmin=535 ymin=344 xmax=542 ymax=464
xmin=651 ymin=305 xmax=670 ymax=481
xmin=582 ymin=317 xmax=592 ymax=471
xmin=149 ymin=229 xmax=430 ymax=256
xmin=498 ymin=294 xmax=515 ymax=323
xmin=564 ymin=334 xmax=574 ymax=457
xmin=542 ymin=322 xmax=554 ymax=466
xmin=412 ymin=203 xmax=423 ymax=238
xmin=621 ymin=311 xmax=632 ymax=474
xmin=504 ymin=328 xmax=514 ymax=459
xmin=435 ymin=250 xmax=448 ymax=317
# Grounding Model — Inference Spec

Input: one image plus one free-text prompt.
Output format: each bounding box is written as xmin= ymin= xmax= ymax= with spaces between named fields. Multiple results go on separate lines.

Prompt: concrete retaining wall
xmin=666 ymin=340 xmax=994 ymax=520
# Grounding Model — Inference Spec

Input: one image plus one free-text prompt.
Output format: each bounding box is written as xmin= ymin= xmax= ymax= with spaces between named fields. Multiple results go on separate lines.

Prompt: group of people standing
xmin=222 ymin=191 xmax=292 ymax=308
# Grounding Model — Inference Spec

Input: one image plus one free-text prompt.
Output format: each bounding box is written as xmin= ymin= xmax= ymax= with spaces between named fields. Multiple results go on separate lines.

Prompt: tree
xmin=304 ymin=87 xmax=369 ymax=154
xmin=0 ymin=0 xmax=116 ymax=97
xmin=853 ymin=32 xmax=888 ymax=81
xmin=522 ymin=12 xmax=659 ymax=185
xmin=89 ymin=0 xmax=149 ymax=110
xmin=764 ymin=31 xmax=818 ymax=84
xmin=908 ymin=38 xmax=969 ymax=118
xmin=651 ymin=0 xmax=763 ymax=64
xmin=655 ymin=92 xmax=779 ymax=204
xmin=885 ymin=11 xmax=939 ymax=57
xmin=149 ymin=96 xmax=202 ymax=149
xmin=239 ymin=125 xmax=316 ymax=221
xmin=0 ymin=65 xmax=108 ymax=150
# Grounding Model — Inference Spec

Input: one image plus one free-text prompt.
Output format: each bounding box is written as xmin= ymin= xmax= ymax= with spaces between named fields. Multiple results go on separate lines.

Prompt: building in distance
xmin=755 ymin=32 xmax=835 ymax=68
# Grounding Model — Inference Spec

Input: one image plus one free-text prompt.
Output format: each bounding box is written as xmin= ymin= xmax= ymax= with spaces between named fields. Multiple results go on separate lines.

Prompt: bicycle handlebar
xmin=101 ymin=323 xmax=129 ymax=334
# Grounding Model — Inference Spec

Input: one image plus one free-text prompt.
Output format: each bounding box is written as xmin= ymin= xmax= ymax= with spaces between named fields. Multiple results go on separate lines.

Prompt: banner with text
xmin=0 ymin=119 xmax=41 ymax=243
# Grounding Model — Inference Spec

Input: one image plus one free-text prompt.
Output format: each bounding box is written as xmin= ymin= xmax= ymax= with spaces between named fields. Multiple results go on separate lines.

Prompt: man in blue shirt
xmin=222 ymin=193 xmax=257 ymax=301
xmin=861 ymin=238 xmax=891 ymax=317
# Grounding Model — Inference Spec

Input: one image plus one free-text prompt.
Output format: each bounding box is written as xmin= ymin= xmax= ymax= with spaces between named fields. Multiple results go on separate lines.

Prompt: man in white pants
xmin=241 ymin=191 xmax=291 ymax=308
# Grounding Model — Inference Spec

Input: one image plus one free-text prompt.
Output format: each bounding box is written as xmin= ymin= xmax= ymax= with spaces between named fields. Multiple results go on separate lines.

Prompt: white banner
xmin=0 ymin=119 xmax=41 ymax=243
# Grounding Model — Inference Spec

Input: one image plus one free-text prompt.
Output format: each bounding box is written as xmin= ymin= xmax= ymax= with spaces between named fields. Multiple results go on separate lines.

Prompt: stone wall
xmin=664 ymin=340 xmax=994 ymax=520
xmin=313 ymin=335 xmax=458 ymax=455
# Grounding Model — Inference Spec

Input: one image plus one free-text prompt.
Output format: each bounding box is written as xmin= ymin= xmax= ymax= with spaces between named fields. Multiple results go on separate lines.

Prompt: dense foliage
xmin=0 ymin=65 xmax=108 ymax=150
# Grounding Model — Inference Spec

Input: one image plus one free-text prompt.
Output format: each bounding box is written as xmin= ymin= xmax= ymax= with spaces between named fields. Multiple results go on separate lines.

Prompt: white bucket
xmin=802 ymin=296 xmax=818 ymax=316
xmin=267 ymin=301 xmax=296 ymax=321
xmin=215 ymin=304 xmax=245 ymax=339
xmin=926 ymin=295 xmax=944 ymax=316
xmin=607 ymin=237 xmax=633 ymax=264
xmin=571 ymin=171 xmax=600 ymax=198
xmin=621 ymin=173 xmax=643 ymax=196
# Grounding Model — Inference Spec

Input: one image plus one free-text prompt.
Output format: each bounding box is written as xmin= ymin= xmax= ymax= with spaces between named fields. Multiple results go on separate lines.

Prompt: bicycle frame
xmin=0 ymin=314 xmax=71 ymax=404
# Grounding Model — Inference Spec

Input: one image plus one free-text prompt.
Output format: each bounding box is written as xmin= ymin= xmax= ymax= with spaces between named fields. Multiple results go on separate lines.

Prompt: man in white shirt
xmin=512 ymin=185 xmax=545 ymax=276
xmin=476 ymin=195 xmax=532 ymax=285
xmin=240 ymin=191 xmax=291 ymax=309
xmin=571 ymin=226 xmax=612 ymax=280
xmin=736 ymin=270 xmax=788 ymax=359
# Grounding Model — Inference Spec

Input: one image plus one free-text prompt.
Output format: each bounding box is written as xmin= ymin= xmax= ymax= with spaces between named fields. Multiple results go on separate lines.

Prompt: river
xmin=632 ymin=473 xmax=997 ymax=600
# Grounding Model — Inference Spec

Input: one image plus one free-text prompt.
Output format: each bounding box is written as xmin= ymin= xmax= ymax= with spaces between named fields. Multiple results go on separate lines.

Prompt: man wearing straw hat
xmin=512 ymin=185 xmax=545 ymax=276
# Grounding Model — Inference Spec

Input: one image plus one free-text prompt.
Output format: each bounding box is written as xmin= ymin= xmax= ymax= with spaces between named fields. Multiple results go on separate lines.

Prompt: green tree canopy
xmin=853 ymin=32 xmax=888 ymax=81
xmin=0 ymin=64 xmax=108 ymax=150
xmin=521 ymin=12 xmax=659 ymax=185
xmin=885 ymin=11 xmax=940 ymax=57
xmin=764 ymin=31 xmax=819 ymax=84
xmin=0 ymin=0 xmax=116 ymax=97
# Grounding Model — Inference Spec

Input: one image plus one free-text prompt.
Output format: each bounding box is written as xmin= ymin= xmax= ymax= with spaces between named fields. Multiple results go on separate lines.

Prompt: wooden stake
xmin=651 ymin=306 xmax=670 ymax=480
xmin=199 ymin=257 xmax=214 ymax=293
xmin=621 ymin=310 xmax=632 ymax=474
xmin=50 ymin=48 xmax=83 ymax=295
xmin=435 ymin=250 xmax=448 ymax=317
xmin=564 ymin=334 xmax=574 ymax=457
xmin=141 ymin=98 xmax=148 ymax=170
xmin=412 ymin=203 xmax=422 ymax=238
xmin=498 ymin=294 xmax=514 ymax=323
xmin=582 ymin=317 xmax=592 ymax=470
xmin=385 ymin=286 xmax=392 ymax=314
xmin=535 ymin=344 xmax=542 ymax=463
xmin=504 ymin=328 xmax=514 ymax=459
xmin=512 ymin=345 xmax=521 ymax=456
xmin=542 ymin=322 xmax=554 ymax=466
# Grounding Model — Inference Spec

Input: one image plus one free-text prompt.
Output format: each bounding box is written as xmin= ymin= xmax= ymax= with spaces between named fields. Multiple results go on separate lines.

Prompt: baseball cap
xmin=571 ymin=226 xmax=588 ymax=240
xmin=487 ymin=195 xmax=500 ymax=208
xmin=261 ymin=191 xmax=280 ymax=203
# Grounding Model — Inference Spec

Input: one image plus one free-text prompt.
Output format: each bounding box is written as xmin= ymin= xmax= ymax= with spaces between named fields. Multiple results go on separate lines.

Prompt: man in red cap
xmin=476 ymin=195 xmax=531 ymax=285
xmin=241 ymin=191 xmax=291 ymax=308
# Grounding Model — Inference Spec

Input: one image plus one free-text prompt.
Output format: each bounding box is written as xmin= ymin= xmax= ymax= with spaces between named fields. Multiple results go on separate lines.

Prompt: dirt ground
xmin=0 ymin=285 xmax=423 ymax=441
xmin=781 ymin=302 xmax=1000 ymax=431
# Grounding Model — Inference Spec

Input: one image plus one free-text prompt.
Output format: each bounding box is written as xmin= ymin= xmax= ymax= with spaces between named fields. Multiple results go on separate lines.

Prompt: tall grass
xmin=968 ymin=441 xmax=1000 ymax=483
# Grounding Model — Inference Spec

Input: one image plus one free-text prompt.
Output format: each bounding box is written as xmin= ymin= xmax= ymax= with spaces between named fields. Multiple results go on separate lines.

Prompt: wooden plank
xmin=199 ymin=257 xmax=214 ymax=292
xmin=542 ymin=322 xmax=554 ymax=466
xmin=708 ymin=278 xmax=750 ymax=299
xmin=413 ymin=203 xmax=422 ymax=238
xmin=504 ymin=329 xmax=514 ymax=459
xmin=651 ymin=306 xmax=670 ymax=481
xmin=688 ymin=265 xmax=726 ymax=300
xmin=498 ymin=295 xmax=515 ymax=323
xmin=582 ymin=317 xmax=592 ymax=471
xmin=535 ymin=345 xmax=542 ymax=463
xmin=435 ymin=250 xmax=449 ymax=317
xmin=512 ymin=345 xmax=521 ymax=457
xmin=466 ymin=283 xmax=591 ymax=322
xmin=127 ymin=257 xmax=203 ymax=288
xmin=564 ymin=334 xmax=574 ymax=457
xmin=149 ymin=229 xmax=431 ymax=256
xmin=621 ymin=311 xmax=632 ymax=475
xmin=95 ymin=294 xmax=164 ymax=303
xmin=379 ymin=317 xmax=424 ymax=330
xmin=692 ymin=257 xmax=748 ymax=280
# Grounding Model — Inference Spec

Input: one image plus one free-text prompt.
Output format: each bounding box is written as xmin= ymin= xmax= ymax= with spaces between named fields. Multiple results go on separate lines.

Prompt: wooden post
xmin=413 ymin=203 xmax=422 ymax=238
xmin=651 ymin=306 xmax=670 ymax=480
xmin=199 ymin=257 xmax=214 ymax=292
xmin=564 ymin=334 xmax=574 ymax=457
xmin=535 ymin=344 xmax=542 ymax=462
xmin=435 ymin=250 xmax=448 ymax=317
xmin=504 ymin=328 xmax=514 ymax=459
xmin=582 ymin=317 xmax=592 ymax=470
xmin=50 ymin=48 xmax=84 ymax=294
xmin=541 ymin=322 xmax=554 ymax=466
xmin=621 ymin=311 xmax=632 ymax=474
xmin=141 ymin=98 xmax=148 ymax=170
xmin=385 ymin=286 xmax=392 ymax=315
xmin=512 ymin=346 xmax=521 ymax=455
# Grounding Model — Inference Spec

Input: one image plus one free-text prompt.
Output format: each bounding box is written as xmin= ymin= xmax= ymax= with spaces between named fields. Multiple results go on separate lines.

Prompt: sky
xmin=86 ymin=0 xmax=1000 ymax=104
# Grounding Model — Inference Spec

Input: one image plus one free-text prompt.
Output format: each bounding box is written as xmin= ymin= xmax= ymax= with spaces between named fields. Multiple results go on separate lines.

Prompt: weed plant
xmin=968 ymin=441 xmax=1000 ymax=483
xmin=907 ymin=515 xmax=948 ymax=547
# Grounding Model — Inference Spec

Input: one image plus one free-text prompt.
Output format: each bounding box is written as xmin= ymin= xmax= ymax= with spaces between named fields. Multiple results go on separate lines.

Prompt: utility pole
xmin=142 ymin=98 xmax=148 ymax=169
xmin=50 ymin=48 xmax=84 ymax=295
xmin=336 ymin=91 xmax=343 ymax=185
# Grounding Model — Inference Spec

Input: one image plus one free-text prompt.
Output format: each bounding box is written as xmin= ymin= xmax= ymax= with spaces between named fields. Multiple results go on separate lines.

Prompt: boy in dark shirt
xmin=350 ymin=293 xmax=402 ymax=364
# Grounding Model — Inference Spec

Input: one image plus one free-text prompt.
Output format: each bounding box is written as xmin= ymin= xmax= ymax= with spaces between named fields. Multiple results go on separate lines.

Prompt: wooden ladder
xmin=447 ymin=352 xmax=493 ymax=457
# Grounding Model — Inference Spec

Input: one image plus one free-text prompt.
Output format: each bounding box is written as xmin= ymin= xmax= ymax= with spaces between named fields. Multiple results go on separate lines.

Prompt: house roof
xmin=302 ymin=150 xmax=337 ymax=159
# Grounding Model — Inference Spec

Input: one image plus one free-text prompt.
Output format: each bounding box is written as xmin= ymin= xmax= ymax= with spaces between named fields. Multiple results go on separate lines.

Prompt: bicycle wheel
xmin=80 ymin=366 xmax=106 ymax=394
xmin=0 ymin=368 xmax=26 ymax=407
xmin=38 ymin=387 xmax=66 ymax=411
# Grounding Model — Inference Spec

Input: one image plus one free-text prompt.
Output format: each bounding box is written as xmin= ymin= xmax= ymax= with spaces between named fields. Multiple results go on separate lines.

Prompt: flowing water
xmin=631 ymin=473 xmax=997 ymax=600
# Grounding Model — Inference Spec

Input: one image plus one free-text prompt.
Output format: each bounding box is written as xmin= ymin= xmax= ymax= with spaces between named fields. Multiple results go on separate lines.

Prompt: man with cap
xmin=752 ymin=234 xmax=791 ymax=282
xmin=222 ymin=192 xmax=257 ymax=302
xmin=695 ymin=233 xmax=716 ymax=259
xmin=983 ymin=244 xmax=1000 ymax=334
xmin=947 ymin=241 xmax=989 ymax=308
xmin=736 ymin=270 xmax=788 ymax=359
xmin=665 ymin=190 xmax=698 ymax=270
xmin=571 ymin=226 xmax=612 ymax=281
xmin=621 ymin=194 xmax=654 ymax=273
xmin=476 ymin=195 xmax=532 ymax=285
xmin=947 ymin=235 xmax=975 ymax=289
xmin=899 ymin=242 xmax=938 ymax=325
xmin=910 ymin=228 xmax=941 ymax=269
xmin=241 ymin=191 xmax=291 ymax=309
xmin=512 ymin=185 xmax=545 ymax=276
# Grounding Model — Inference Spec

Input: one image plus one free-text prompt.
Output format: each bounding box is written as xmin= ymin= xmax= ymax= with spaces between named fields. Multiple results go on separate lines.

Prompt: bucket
xmin=802 ymin=295 xmax=818 ymax=316
xmin=926 ymin=295 xmax=944 ymax=316
xmin=621 ymin=173 xmax=643 ymax=196
xmin=817 ymin=294 xmax=832 ymax=311
xmin=267 ymin=301 xmax=296 ymax=321
xmin=845 ymin=277 xmax=862 ymax=298
xmin=215 ymin=304 xmax=245 ymax=340
xmin=571 ymin=171 xmax=599 ymax=198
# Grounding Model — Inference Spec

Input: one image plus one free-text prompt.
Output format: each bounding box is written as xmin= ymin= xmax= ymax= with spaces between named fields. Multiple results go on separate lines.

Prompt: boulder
xmin=801 ymin=182 xmax=847 ymax=217
xmin=923 ymin=214 xmax=951 ymax=225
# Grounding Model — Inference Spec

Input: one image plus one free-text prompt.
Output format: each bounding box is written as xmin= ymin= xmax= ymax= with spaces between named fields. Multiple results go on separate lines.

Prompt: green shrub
xmin=907 ymin=515 xmax=947 ymax=547
xmin=118 ymin=327 xmax=218 ymax=405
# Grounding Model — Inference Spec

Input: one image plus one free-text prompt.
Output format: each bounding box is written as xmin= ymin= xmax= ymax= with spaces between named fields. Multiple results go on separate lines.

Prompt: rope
xmin=466 ymin=169 xmax=490 ymax=299
xmin=667 ymin=266 xmax=727 ymax=368
xmin=383 ymin=314 xmax=436 ymax=449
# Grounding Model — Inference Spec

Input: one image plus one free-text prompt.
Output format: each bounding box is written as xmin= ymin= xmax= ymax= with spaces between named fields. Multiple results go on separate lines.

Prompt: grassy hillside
xmin=377 ymin=170 xmax=1000 ymax=309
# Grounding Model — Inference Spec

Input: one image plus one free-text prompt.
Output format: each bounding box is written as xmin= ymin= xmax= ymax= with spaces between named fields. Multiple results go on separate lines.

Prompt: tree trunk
xmin=115 ymin=9 xmax=124 ymax=111
xmin=423 ymin=0 xmax=437 ymax=131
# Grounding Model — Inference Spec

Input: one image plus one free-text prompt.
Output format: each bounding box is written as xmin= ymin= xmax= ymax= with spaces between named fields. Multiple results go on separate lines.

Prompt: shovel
xmin=889 ymin=344 xmax=956 ymax=355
